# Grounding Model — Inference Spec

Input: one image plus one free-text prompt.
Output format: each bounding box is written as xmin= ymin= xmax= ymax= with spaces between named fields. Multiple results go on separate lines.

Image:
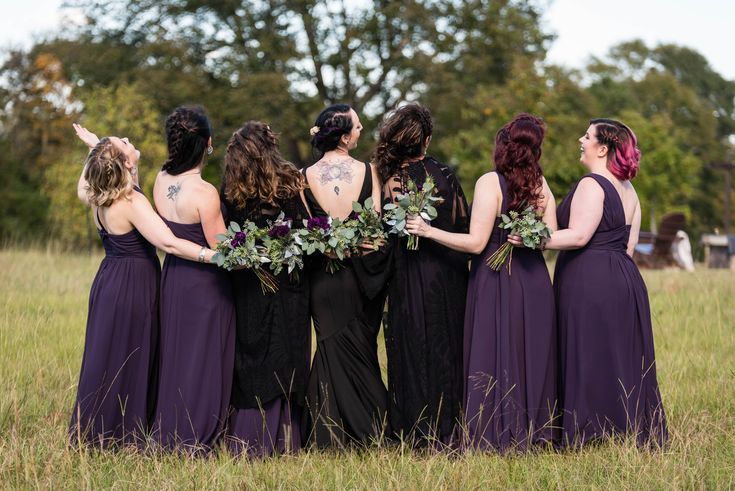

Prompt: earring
xmin=130 ymin=166 xmax=138 ymax=176
xmin=207 ymin=145 xmax=213 ymax=155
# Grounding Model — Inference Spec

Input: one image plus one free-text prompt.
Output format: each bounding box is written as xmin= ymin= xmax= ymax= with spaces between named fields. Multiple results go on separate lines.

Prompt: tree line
xmin=1 ymin=0 xmax=733 ymax=251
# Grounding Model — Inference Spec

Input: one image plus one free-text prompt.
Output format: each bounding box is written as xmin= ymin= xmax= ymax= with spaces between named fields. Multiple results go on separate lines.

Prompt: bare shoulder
xmin=576 ymin=176 xmax=605 ymax=200
xmin=476 ymin=170 xmax=499 ymax=190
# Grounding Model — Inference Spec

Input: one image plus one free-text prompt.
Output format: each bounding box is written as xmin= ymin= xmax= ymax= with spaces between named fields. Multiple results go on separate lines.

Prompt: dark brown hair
xmin=223 ymin=121 xmax=304 ymax=208
xmin=373 ymin=103 xmax=434 ymax=183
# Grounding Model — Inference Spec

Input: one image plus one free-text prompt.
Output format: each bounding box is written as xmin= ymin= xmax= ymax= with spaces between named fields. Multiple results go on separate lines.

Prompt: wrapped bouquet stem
xmin=486 ymin=205 xmax=552 ymax=274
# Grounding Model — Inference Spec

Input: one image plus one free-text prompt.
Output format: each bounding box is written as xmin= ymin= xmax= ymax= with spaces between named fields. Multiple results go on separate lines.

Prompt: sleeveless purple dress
xmin=153 ymin=219 xmax=235 ymax=452
xmin=554 ymin=173 xmax=667 ymax=447
xmin=463 ymin=173 xmax=558 ymax=451
xmin=69 ymin=201 xmax=161 ymax=447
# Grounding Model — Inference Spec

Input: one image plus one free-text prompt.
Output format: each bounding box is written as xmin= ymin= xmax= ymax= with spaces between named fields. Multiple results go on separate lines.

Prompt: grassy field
xmin=1 ymin=248 xmax=733 ymax=489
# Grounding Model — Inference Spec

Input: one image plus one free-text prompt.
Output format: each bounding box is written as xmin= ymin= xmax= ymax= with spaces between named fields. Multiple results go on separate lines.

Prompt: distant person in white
xmin=672 ymin=230 xmax=695 ymax=271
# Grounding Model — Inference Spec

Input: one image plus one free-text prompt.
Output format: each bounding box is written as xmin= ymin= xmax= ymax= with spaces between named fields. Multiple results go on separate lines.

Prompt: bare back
xmin=304 ymin=157 xmax=368 ymax=219
xmin=153 ymin=170 xmax=226 ymax=248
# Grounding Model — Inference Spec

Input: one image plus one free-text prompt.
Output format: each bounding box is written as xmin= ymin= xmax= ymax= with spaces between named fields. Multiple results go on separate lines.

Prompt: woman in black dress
xmin=221 ymin=121 xmax=311 ymax=457
xmin=301 ymin=104 xmax=389 ymax=448
xmin=374 ymin=103 xmax=469 ymax=446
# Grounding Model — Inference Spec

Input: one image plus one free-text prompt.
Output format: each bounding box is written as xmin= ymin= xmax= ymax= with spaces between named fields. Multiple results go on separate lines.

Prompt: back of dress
xmin=553 ymin=173 xmax=667 ymax=447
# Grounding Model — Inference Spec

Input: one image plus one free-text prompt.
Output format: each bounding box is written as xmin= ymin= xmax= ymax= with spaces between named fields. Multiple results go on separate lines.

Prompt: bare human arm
xmin=196 ymin=183 xmax=227 ymax=248
xmin=627 ymin=200 xmax=641 ymax=257
xmin=126 ymin=191 xmax=215 ymax=262
xmin=542 ymin=177 xmax=604 ymax=250
xmin=73 ymin=124 xmax=100 ymax=205
xmin=406 ymin=172 xmax=499 ymax=255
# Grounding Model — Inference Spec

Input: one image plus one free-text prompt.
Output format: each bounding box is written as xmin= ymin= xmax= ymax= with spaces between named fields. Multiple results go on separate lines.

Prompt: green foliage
xmin=1 ymin=2 xmax=734 ymax=246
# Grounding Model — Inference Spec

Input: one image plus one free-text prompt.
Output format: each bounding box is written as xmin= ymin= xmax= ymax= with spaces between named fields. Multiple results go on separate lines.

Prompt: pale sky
xmin=1 ymin=0 xmax=733 ymax=80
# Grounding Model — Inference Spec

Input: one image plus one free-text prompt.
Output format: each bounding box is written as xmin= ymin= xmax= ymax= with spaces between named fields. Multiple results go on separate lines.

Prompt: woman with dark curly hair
xmin=375 ymin=103 xmax=469 ymax=447
xmin=524 ymin=119 xmax=667 ymax=448
xmin=220 ymin=121 xmax=311 ymax=458
xmin=407 ymin=113 xmax=558 ymax=451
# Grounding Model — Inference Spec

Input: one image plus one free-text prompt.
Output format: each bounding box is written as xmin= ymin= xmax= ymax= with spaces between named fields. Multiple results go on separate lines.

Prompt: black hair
xmin=310 ymin=104 xmax=353 ymax=156
xmin=162 ymin=105 xmax=212 ymax=175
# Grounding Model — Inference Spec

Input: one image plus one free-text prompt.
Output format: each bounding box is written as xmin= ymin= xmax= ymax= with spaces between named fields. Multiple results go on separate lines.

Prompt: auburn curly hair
xmin=84 ymin=137 xmax=134 ymax=207
xmin=493 ymin=113 xmax=546 ymax=212
xmin=223 ymin=121 xmax=304 ymax=209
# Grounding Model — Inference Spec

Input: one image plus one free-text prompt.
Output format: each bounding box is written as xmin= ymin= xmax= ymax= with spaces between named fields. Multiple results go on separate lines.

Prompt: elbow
xmin=467 ymin=238 xmax=488 ymax=255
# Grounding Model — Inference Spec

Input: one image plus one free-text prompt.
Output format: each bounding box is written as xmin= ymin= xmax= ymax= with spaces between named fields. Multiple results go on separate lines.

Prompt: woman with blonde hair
xmin=69 ymin=124 xmax=216 ymax=448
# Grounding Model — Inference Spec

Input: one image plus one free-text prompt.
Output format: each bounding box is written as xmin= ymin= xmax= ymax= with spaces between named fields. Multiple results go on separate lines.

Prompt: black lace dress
xmin=222 ymin=195 xmax=312 ymax=457
xmin=384 ymin=156 xmax=470 ymax=446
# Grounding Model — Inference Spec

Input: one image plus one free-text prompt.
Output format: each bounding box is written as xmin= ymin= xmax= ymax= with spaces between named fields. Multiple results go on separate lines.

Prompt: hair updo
xmin=373 ymin=103 xmax=434 ymax=183
xmin=310 ymin=104 xmax=353 ymax=155
xmin=590 ymin=118 xmax=641 ymax=180
xmin=223 ymin=121 xmax=304 ymax=208
xmin=162 ymin=105 xmax=212 ymax=175
xmin=84 ymin=137 xmax=134 ymax=207
xmin=494 ymin=113 xmax=546 ymax=212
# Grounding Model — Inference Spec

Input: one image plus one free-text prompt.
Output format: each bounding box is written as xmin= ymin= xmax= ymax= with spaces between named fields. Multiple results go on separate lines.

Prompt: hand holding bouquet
xmin=383 ymin=175 xmax=442 ymax=250
xmin=350 ymin=197 xmax=387 ymax=251
xmin=213 ymin=221 xmax=278 ymax=293
xmin=486 ymin=205 xmax=552 ymax=274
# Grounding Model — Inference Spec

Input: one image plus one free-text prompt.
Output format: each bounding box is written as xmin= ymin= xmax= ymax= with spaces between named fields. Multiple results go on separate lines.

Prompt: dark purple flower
xmin=231 ymin=231 xmax=247 ymax=248
xmin=416 ymin=182 xmax=424 ymax=192
xmin=348 ymin=211 xmax=359 ymax=221
xmin=268 ymin=224 xmax=291 ymax=238
xmin=307 ymin=216 xmax=331 ymax=232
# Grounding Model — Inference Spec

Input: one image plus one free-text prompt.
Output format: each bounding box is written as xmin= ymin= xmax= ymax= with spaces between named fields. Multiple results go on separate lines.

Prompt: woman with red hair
xmin=523 ymin=119 xmax=667 ymax=447
xmin=407 ymin=113 xmax=558 ymax=451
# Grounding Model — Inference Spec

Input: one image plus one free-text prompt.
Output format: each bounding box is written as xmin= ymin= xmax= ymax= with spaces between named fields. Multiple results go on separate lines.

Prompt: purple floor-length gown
xmin=154 ymin=219 xmax=235 ymax=452
xmin=554 ymin=173 xmax=667 ymax=447
xmin=70 ymin=201 xmax=160 ymax=447
xmin=463 ymin=172 xmax=558 ymax=451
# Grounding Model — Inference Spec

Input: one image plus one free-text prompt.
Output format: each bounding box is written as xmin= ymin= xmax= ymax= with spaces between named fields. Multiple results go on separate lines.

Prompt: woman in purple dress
xmin=531 ymin=119 xmax=667 ymax=447
xmin=407 ymin=114 xmax=558 ymax=451
xmin=70 ymin=125 xmax=217 ymax=448
xmin=220 ymin=121 xmax=311 ymax=458
xmin=301 ymin=104 xmax=389 ymax=449
xmin=375 ymin=103 xmax=469 ymax=447
xmin=151 ymin=106 xmax=235 ymax=452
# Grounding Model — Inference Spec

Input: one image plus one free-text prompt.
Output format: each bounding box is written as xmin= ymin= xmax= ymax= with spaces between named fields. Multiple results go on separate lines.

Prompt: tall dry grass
xmin=0 ymin=248 xmax=733 ymax=489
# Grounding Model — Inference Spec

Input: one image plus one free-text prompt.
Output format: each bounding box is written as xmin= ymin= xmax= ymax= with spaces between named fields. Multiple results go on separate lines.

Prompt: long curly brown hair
xmin=373 ymin=103 xmax=433 ymax=183
xmin=223 ymin=121 xmax=304 ymax=209
xmin=493 ymin=113 xmax=546 ymax=211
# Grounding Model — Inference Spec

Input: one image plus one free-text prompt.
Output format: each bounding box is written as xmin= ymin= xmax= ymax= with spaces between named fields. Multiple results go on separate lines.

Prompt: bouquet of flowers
xmin=350 ymin=197 xmax=387 ymax=251
xmin=296 ymin=215 xmax=351 ymax=273
xmin=486 ymin=205 xmax=552 ymax=274
xmin=213 ymin=221 xmax=278 ymax=294
xmin=262 ymin=212 xmax=303 ymax=278
xmin=383 ymin=175 xmax=442 ymax=250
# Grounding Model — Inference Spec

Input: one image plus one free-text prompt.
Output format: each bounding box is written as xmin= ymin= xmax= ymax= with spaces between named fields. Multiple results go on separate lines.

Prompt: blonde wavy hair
xmin=84 ymin=137 xmax=134 ymax=207
xmin=223 ymin=121 xmax=304 ymax=208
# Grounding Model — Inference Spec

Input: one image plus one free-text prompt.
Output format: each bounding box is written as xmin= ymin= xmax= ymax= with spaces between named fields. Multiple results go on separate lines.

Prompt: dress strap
xmin=95 ymin=207 xmax=107 ymax=233
xmin=359 ymin=161 xmax=373 ymax=203
xmin=582 ymin=173 xmax=626 ymax=222
xmin=496 ymin=172 xmax=509 ymax=214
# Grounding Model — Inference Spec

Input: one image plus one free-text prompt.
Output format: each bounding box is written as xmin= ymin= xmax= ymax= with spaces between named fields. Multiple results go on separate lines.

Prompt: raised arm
xmin=127 ymin=192 xmax=215 ymax=262
xmin=73 ymin=123 xmax=100 ymax=206
xmin=543 ymin=177 xmax=604 ymax=250
xmin=406 ymin=172 xmax=499 ymax=254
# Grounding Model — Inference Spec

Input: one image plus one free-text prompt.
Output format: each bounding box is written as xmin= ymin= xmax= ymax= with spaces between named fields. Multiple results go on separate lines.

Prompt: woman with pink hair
xmin=523 ymin=118 xmax=668 ymax=447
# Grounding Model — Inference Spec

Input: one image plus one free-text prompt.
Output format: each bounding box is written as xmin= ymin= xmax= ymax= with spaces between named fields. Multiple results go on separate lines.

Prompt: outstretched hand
xmin=406 ymin=215 xmax=431 ymax=238
xmin=73 ymin=123 xmax=100 ymax=149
